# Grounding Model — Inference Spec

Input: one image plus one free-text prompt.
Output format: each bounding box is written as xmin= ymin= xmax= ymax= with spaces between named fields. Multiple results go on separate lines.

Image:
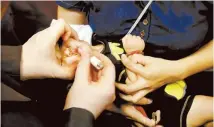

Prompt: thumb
xmin=47 ymin=19 xmax=77 ymax=47
xmin=50 ymin=19 xmax=57 ymax=26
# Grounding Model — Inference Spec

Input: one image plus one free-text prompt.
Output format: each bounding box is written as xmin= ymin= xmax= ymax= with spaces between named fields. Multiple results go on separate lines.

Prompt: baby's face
xmin=56 ymin=38 xmax=104 ymax=66
xmin=56 ymin=38 xmax=90 ymax=66
xmin=122 ymin=34 xmax=145 ymax=54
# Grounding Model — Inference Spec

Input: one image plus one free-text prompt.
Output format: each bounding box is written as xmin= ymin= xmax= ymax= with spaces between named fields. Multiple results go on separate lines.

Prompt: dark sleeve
xmin=63 ymin=107 xmax=95 ymax=127
xmin=1 ymin=45 xmax=22 ymax=76
xmin=56 ymin=1 xmax=92 ymax=12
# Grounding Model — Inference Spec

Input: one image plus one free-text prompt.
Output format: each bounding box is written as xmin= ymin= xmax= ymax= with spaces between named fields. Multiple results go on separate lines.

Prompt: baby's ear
xmin=92 ymin=44 xmax=105 ymax=53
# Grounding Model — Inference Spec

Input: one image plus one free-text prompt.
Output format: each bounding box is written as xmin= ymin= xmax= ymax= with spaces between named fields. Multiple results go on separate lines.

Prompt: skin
xmin=124 ymin=59 xmax=214 ymax=127
xmin=116 ymin=40 xmax=213 ymax=102
xmin=21 ymin=19 xmax=81 ymax=80
xmin=116 ymin=41 xmax=213 ymax=126
xmin=186 ymin=95 xmax=213 ymax=127
xmin=57 ymin=6 xmax=213 ymax=126
xmin=18 ymin=17 xmax=116 ymax=119
xmin=59 ymin=36 xmax=158 ymax=126
xmin=64 ymin=50 xmax=116 ymax=119
xmin=58 ymin=7 xmax=158 ymax=126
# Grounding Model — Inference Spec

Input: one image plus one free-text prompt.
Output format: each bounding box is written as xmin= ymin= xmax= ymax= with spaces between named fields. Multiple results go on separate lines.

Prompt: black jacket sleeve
xmin=1 ymin=45 xmax=22 ymax=75
xmin=1 ymin=45 xmax=25 ymax=94
xmin=64 ymin=107 xmax=95 ymax=127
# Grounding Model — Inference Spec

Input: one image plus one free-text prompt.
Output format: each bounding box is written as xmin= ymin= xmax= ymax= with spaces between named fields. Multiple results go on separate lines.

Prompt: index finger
xmin=74 ymin=47 xmax=91 ymax=84
xmin=126 ymin=69 xmax=137 ymax=82
xmin=115 ymin=78 xmax=147 ymax=94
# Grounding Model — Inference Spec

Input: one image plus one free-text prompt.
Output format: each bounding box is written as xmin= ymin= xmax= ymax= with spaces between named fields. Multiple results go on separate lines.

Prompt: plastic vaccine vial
xmin=90 ymin=56 xmax=104 ymax=70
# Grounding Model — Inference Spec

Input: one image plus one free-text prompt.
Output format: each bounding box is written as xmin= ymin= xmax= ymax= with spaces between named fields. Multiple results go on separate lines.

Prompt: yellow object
xmin=109 ymin=42 xmax=124 ymax=60
xmin=164 ymin=80 xmax=187 ymax=100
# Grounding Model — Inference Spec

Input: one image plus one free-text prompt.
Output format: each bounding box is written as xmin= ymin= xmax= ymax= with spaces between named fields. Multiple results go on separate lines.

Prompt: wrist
xmin=173 ymin=59 xmax=189 ymax=80
xmin=20 ymin=44 xmax=34 ymax=80
xmin=20 ymin=45 xmax=27 ymax=80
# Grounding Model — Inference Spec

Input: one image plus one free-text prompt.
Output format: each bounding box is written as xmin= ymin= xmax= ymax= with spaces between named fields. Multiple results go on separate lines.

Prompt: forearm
xmin=57 ymin=5 xmax=86 ymax=25
xmin=178 ymin=40 xmax=213 ymax=79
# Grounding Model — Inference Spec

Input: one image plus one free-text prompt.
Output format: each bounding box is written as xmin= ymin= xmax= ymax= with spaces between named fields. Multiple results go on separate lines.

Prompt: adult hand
xmin=119 ymin=62 xmax=153 ymax=104
xmin=64 ymin=50 xmax=116 ymax=119
xmin=116 ymin=54 xmax=184 ymax=102
xmin=117 ymin=56 xmax=157 ymax=127
xmin=21 ymin=19 xmax=80 ymax=80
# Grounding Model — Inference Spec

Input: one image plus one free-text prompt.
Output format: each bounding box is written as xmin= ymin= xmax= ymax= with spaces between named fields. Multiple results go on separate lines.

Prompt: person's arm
xmin=57 ymin=5 xmax=86 ymax=25
xmin=178 ymin=40 xmax=213 ymax=79
xmin=57 ymin=1 xmax=89 ymax=25
xmin=116 ymin=40 xmax=213 ymax=103
xmin=1 ymin=19 xmax=79 ymax=80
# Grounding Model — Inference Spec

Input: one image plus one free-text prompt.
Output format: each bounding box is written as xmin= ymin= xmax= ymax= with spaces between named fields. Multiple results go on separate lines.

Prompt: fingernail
xmin=121 ymin=54 xmax=126 ymax=59
xmin=148 ymin=99 xmax=153 ymax=104
xmin=50 ymin=19 xmax=57 ymax=26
